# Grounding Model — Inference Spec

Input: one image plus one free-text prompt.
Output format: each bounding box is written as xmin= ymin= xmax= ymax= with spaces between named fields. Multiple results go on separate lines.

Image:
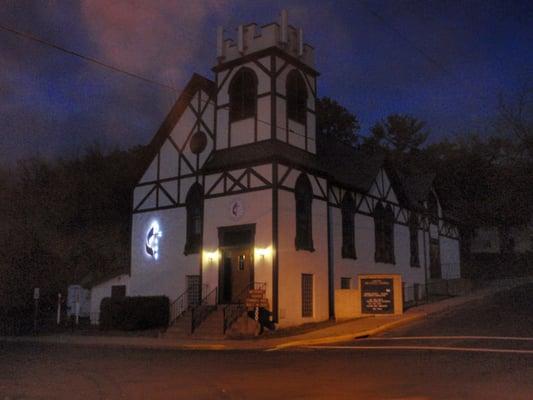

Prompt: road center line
xmin=307 ymin=345 xmax=533 ymax=355
xmin=361 ymin=336 xmax=533 ymax=342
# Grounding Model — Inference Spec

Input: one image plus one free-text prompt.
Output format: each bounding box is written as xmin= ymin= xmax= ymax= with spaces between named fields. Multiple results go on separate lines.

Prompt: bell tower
xmin=213 ymin=10 xmax=318 ymax=153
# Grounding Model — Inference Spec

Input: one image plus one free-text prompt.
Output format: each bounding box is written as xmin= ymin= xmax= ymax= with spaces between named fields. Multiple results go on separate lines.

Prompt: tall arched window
xmin=295 ymin=173 xmax=314 ymax=251
xmin=341 ymin=192 xmax=356 ymax=259
xmin=184 ymin=183 xmax=203 ymax=255
xmin=286 ymin=69 xmax=308 ymax=124
xmin=374 ymin=202 xmax=395 ymax=263
xmin=409 ymin=214 xmax=420 ymax=267
xmin=384 ymin=205 xmax=395 ymax=263
xmin=229 ymin=67 xmax=257 ymax=122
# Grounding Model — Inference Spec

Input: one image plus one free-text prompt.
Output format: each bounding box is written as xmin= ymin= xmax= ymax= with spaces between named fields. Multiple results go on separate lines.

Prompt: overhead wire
xmin=0 ymin=21 xmax=314 ymax=141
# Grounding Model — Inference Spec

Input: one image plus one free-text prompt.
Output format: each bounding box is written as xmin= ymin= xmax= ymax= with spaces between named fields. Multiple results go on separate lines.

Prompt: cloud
xmin=80 ymin=0 xmax=231 ymax=86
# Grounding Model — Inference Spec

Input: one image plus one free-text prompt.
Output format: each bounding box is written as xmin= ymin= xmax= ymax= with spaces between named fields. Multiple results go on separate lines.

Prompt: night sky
xmin=1 ymin=0 xmax=532 ymax=165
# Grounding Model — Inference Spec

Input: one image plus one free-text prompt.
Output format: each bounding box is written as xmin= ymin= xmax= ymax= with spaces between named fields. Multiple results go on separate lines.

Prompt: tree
xmin=316 ymin=97 xmax=361 ymax=148
xmin=366 ymin=114 xmax=429 ymax=154
xmin=497 ymin=88 xmax=533 ymax=159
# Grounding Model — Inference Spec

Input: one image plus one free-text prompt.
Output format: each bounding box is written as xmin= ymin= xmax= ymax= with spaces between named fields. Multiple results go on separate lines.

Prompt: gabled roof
xmin=137 ymin=73 xmax=215 ymax=182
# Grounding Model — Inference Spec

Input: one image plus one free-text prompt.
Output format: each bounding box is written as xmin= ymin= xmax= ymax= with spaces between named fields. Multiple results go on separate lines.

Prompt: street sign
xmin=361 ymin=278 xmax=394 ymax=314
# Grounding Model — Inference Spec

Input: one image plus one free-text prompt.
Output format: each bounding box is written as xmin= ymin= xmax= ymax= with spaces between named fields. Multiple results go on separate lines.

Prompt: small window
xmin=301 ymin=274 xmax=313 ymax=317
xmin=340 ymin=277 xmax=351 ymax=289
xmin=295 ymin=173 xmax=314 ymax=251
xmin=111 ymin=285 xmax=126 ymax=298
xmin=184 ymin=183 xmax=203 ymax=255
xmin=238 ymin=254 xmax=246 ymax=271
xmin=409 ymin=215 xmax=420 ymax=267
xmin=286 ymin=69 xmax=308 ymax=124
xmin=229 ymin=68 xmax=257 ymax=122
xmin=341 ymin=193 xmax=356 ymax=259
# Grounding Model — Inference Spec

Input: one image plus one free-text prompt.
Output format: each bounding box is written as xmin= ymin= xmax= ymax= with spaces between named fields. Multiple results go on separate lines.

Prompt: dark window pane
xmin=340 ymin=277 xmax=351 ymax=289
xmin=286 ymin=70 xmax=308 ymax=124
xmin=229 ymin=68 xmax=257 ymax=122
xmin=302 ymin=274 xmax=313 ymax=317
xmin=111 ymin=285 xmax=126 ymax=298
xmin=185 ymin=184 xmax=203 ymax=255
xmin=341 ymin=193 xmax=356 ymax=259
xmin=295 ymin=173 xmax=313 ymax=251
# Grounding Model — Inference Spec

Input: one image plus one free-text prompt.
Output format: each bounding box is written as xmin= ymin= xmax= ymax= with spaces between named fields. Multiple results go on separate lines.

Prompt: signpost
xmin=360 ymin=278 xmax=394 ymax=314
xmin=57 ymin=293 xmax=62 ymax=325
xmin=33 ymin=288 xmax=40 ymax=334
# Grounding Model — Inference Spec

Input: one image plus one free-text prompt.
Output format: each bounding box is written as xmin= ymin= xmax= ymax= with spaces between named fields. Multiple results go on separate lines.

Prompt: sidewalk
xmin=2 ymin=278 xmax=530 ymax=351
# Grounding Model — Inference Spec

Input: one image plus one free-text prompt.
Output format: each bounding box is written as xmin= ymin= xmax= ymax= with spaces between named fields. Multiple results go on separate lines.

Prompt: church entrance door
xmin=218 ymin=224 xmax=255 ymax=304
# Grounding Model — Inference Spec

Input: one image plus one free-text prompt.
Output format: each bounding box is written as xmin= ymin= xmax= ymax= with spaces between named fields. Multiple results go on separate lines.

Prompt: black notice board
xmin=361 ymin=278 xmax=394 ymax=314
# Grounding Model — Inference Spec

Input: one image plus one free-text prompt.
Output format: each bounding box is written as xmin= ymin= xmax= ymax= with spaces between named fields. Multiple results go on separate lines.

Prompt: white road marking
xmin=307 ymin=345 xmax=533 ymax=355
xmin=362 ymin=336 xmax=533 ymax=342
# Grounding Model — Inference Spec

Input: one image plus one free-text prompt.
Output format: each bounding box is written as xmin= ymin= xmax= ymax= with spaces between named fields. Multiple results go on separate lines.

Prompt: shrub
xmin=99 ymin=296 xmax=169 ymax=330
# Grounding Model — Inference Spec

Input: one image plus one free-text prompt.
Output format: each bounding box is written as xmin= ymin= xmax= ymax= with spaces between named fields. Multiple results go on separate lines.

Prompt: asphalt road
xmin=1 ymin=284 xmax=532 ymax=400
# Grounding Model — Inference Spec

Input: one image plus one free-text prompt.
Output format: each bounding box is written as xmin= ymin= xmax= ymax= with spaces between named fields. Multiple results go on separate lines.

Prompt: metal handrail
xmin=191 ymin=286 xmax=218 ymax=333
xmin=223 ymin=282 xmax=266 ymax=333
xmin=169 ymin=290 xmax=188 ymax=327
xmin=168 ymin=283 xmax=206 ymax=327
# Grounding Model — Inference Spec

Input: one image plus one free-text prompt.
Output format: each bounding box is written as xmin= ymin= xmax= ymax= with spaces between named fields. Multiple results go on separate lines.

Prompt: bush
xmin=99 ymin=296 xmax=169 ymax=330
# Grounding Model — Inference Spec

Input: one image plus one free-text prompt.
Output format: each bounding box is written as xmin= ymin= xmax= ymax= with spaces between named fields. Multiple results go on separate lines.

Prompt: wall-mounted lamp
xmin=204 ymin=250 xmax=219 ymax=263
xmin=255 ymin=247 xmax=272 ymax=259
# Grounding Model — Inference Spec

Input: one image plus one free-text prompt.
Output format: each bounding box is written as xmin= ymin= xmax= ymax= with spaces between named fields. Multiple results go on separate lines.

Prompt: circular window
xmin=189 ymin=131 xmax=207 ymax=154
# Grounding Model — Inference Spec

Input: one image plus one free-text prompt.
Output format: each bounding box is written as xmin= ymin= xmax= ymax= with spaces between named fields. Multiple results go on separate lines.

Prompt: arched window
xmin=286 ymin=69 xmax=308 ymax=124
xmin=384 ymin=205 xmax=395 ymax=263
xmin=374 ymin=202 xmax=395 ymax=263
xmin=427 ymin=193 xmax=439 ymax=224
xmin=295 ymin=173 xmax=314 ymax=251
xmin=341 ymin=192 xmax=356 ymax=259
xmin=229 ymin=68 xmax=257 ymax=122
xmin=184 ymin=183 xmax=203 ymax=255
xmin=409 ymin=214 xmax=420 ymax=267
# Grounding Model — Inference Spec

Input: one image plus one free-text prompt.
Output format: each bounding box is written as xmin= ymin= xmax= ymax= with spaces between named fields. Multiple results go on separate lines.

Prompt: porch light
xmin=255 ymin=246 xmax=272 ymax=259
xmin=204 ymin=250 xmax=220 ymax=263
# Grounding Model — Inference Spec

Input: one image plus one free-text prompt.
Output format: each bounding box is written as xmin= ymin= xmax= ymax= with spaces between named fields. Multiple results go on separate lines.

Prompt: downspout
xmin=326 ymin=181 xmax=334 ymax=319
xmin=423 ymin=216 xmax=429 ymax=300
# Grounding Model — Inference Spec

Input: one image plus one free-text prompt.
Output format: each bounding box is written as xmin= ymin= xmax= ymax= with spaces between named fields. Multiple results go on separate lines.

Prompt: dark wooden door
xmin=221 ymin=247 xmax=253 ymax=304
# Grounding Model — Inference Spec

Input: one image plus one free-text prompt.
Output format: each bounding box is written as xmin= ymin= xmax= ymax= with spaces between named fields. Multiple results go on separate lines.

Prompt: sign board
xmin=361 ymin=278 xmax=394 ymax=314
xmin=33 ymin=288 xmax=40 ymax=300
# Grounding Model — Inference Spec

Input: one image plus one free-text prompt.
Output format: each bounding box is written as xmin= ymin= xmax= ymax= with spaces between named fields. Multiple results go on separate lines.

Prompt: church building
xmin=88 ymin=12 xmax=461 ymax=330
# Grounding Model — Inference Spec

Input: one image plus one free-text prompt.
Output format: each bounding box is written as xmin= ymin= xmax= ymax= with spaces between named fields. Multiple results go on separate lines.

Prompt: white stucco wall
xmin=128 ymin=207 xmax=201 ymax=302
xmin=330 ymin=210 xmax=426 ymax=291
xmin=440 ymin=236 xmax=461 ymax=279
xmin=202 ymin=189 xmax=274 ymax=307
xmin=277 ymin=189 xmax=329 ymax=328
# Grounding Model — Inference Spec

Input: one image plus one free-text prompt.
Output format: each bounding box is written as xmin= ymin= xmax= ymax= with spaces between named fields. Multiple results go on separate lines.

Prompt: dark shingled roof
xmin=202 ymin=140 xmax=327 ymax=175
xmin=317 ymin=139 xmax=386 ymax=192
xmin=396 ymin=171 xmax=436 ymax=211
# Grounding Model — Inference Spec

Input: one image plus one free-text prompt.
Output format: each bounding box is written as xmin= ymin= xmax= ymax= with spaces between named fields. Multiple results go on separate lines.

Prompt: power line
xmin=0 ymin=21 xmax=313 ymax=141
xmin=0 ymin=23 xmax=179 ymax=93
xmin=356 ymin=0 xmax=460 ymax=84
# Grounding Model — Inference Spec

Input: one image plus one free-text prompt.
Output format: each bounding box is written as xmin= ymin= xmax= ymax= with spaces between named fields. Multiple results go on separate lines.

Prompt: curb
xmin=267 ymin=312 xmax=427 ymax=351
